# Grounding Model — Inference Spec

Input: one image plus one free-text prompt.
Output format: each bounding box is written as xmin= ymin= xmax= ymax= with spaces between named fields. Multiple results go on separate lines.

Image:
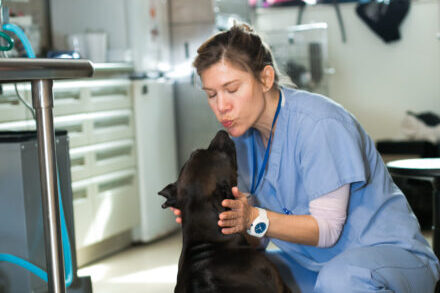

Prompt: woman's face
xmin=201 ymin=59 xmax=265 ymax=137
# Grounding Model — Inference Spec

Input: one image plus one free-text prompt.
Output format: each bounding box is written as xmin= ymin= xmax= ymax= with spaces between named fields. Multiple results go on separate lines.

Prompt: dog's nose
xmin=215 ymin=130 xmax=231 ymax=143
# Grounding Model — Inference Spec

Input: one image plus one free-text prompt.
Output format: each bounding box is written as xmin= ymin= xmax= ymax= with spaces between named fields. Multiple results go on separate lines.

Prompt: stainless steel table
xmin=0 ymin=58 xmax=94 ymax=293
xmin=387 ymin=158 xmax=440 ymax=259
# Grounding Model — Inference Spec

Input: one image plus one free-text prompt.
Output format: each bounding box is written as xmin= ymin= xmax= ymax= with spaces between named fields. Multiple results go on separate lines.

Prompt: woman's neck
xmin=253 ymin=88 xmax=280 ymax=146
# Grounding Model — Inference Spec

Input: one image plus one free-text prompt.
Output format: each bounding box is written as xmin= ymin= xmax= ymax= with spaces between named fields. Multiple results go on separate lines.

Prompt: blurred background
xmin=0 ymin=0 xmax=438 ymax=292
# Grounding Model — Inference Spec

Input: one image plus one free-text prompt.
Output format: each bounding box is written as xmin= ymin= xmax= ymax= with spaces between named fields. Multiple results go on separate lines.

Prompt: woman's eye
xmin=227 ymin=88 xmax=238 ymax=94
xmin=208 ymin=93 xmax=217 ymax=98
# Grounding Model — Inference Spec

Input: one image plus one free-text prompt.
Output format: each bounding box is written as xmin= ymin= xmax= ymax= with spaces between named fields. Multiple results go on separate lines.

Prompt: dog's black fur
xmin=159 ymin=130 xmax=291 ymax=293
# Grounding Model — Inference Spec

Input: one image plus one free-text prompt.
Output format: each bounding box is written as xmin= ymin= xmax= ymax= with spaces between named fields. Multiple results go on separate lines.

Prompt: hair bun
xmin=231 ymin=22 xmax=255 ymax=34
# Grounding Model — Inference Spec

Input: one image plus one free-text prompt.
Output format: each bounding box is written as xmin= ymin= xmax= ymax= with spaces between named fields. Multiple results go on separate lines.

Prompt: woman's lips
xmin=221 ymin=120 xmax=233 ymax=128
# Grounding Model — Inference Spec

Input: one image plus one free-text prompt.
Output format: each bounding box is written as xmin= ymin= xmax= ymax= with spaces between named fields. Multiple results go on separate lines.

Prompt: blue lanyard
xmin=250 ymin=91 xmax=282 ymax=195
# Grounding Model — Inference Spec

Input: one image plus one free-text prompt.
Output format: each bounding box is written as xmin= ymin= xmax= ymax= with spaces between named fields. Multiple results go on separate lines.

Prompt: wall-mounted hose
xmin=0 ymin=30 xmax=13 ymax=51
xmin=2 ymin=23 xmax=35 ymax=57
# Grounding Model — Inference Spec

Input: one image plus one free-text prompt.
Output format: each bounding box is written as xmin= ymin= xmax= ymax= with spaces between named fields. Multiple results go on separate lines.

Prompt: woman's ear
xmin=260 ymin=65 xmax=275 ymax=93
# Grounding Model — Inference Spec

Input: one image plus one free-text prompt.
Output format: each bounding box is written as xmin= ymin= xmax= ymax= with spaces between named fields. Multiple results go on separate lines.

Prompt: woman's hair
xmin=193 ymin=23 xmax=281 ymax=90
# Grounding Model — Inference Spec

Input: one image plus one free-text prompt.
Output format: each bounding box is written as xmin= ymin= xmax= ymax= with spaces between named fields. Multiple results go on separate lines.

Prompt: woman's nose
xmin=217 ymin=94 xmax=231 ymax=114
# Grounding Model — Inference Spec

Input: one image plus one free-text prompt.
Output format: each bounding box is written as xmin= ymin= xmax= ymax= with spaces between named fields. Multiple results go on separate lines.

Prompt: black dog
xmin=159 ymin=130 xmax=291 ymax=293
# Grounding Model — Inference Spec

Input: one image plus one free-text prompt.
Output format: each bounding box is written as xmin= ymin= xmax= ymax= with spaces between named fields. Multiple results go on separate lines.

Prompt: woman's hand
xmin=218 ymin=187 xmax=258 ymax=234
xmin=170 ymin=207 xmax=182 ymax=224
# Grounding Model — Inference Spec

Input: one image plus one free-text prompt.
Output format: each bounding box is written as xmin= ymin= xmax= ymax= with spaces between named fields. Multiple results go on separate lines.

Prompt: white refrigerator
xmin=132 ymin=78 xmax=179 ymax=242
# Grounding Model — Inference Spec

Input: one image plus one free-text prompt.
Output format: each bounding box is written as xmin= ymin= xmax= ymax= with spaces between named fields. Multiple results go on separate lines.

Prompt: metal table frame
xmin=387 ymin=158 xmax=440 ymax=259
xmin=0 ymin=58 xmax=94 ymax=293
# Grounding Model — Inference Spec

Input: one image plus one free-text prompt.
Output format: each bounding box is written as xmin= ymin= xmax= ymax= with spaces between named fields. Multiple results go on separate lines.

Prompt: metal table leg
xmin=433 ymin=178 xmax=440 ymax=259
xmin=31 ymin=79 xmax=66 ymax=293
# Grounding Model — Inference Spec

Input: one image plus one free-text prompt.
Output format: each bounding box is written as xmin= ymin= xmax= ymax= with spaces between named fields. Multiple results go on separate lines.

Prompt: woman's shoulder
xmin=282 ymin=87 xmax=357 ymax=126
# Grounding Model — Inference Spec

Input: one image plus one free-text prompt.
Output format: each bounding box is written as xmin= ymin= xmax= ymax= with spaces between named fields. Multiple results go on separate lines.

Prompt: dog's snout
xmin=208 ymin=130 xmax=234 ymax=151
xmin=214 ymin=130 xmax=231 ymax=144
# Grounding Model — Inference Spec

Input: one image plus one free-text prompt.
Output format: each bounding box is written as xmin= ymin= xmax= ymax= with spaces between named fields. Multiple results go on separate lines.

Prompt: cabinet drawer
xmin=88 ymin=81 xmax=131 ymax=112
xmin=89 ymin=110 xmax=134 ymax=144
xmin=93 ymin=170 xmax=139 ymax=240
xmin=0 ymin=84 xmax=30 ymax=122
xmin=55 ymin=114 xmax=90 ymax=148
xmin=72 ymin=183 xmax=96 ymax=248
xmin=0 ymin=119 xmax=34 ymax=131
xmin=53 ymin=110 xmax=134 ymax=147
xmin=70 ymin=139 xmax=136 ymax=181
xmin=52 ymin=79 xmax=132 ymax=115
xmin=72 ymin=169 xmax=139 ymax=247
xmin=53 ymin=88 xmax=86 ymax=116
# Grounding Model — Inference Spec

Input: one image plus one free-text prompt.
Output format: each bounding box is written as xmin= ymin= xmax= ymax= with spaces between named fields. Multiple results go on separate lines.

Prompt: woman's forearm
xmin=265 ymin=210 xmax=319 ymax=246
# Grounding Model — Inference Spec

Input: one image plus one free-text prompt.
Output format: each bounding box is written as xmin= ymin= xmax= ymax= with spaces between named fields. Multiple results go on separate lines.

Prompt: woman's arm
xmin=309 ymin=184 xmax=350 ymax=247
xmin=219 ymin=187 xmax=319 ymax=246
xmin=265 ymin=212 xmax=319 ymax=246
xmin=266 ymin=184 xmax=350 ymax=247
xmin=219 ymin=185 xmax=350 ymax=247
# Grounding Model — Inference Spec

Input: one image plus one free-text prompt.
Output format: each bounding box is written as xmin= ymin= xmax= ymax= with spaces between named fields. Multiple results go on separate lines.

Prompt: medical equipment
xmin=0 ymin=3 xmax=80 ymax=290
xmin=0 ymin=5 xmax=94 ymax=288
xmin=0 ymin=131 xmax=93 ymax=293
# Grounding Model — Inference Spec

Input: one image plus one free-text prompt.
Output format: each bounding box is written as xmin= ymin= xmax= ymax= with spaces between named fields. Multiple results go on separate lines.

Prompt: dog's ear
xmin=158 ymin=183 xmax=178 ymax=209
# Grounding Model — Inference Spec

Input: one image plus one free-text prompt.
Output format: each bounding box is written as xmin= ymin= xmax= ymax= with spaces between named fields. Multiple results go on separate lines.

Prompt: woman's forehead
xmin=201 ymin=60 xmax=251 ymax=90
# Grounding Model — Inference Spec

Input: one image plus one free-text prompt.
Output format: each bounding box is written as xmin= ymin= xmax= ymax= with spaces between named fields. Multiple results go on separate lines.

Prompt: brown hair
xmin=193 ymin=23 xmax=280 ymax=90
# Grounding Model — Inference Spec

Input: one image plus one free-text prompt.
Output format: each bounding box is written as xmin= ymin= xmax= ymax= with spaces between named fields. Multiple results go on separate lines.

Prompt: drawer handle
xmin=94 ymin=116 xmax=130 ymax=129
xmin=71 ymin=156 xmax=85 ymax=168
xmin=73 ymin=188 xmax=87 ymax=201
xmin=98 ymin=176 xmax=133 ymax=193
xmin=0 ymin=95 xmax=19 ymax=106
xmin=53 ymin=92 xmax=80 ymax=103
xmin=60 ymin=124 xmax=83 ymax=135
xmin=91 ymin=87 xmax=128 ymax=97
xmin=96 ymin=146 xmax=132 ymax=162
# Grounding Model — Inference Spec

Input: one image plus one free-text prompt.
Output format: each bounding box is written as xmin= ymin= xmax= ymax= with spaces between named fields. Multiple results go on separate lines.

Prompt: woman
xmin=172 ymin=24 xmax=439 ymax=292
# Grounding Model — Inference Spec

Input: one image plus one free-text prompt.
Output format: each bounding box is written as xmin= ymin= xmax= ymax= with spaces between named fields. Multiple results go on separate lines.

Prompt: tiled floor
xmin=78 ymin=231 xmax=182 ymax=293
xmin=78 ymin=230 xmax=434 ymax=293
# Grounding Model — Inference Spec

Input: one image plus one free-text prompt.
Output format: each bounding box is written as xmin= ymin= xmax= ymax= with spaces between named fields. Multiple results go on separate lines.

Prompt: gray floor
xmin=78 ymin=232 xmax=182 ymax=293
xmin=78 ymin=230 xmax=434 ymax=293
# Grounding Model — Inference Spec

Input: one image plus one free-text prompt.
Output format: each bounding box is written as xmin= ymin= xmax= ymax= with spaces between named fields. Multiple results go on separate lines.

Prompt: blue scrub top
xmin=232 ymin=87 xmax=439 ymax=272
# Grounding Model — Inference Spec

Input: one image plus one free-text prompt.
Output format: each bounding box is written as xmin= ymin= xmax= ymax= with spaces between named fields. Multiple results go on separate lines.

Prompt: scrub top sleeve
xmin=299 ymin=118 xmax=368 ymax=201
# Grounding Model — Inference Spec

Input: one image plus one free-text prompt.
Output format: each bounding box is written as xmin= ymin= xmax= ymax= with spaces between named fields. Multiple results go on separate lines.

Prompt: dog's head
xmin=158 ymin=130 xmax=237 ymax=216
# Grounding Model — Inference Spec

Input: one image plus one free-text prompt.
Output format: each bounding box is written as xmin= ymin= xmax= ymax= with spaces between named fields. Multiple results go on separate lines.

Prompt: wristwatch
xmin=246 ymin=207 xmax=269 ymax=238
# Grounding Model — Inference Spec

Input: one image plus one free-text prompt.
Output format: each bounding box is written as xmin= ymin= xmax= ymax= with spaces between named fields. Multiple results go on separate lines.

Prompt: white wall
xmin=254 ymin=0 xmax=440 ymax=141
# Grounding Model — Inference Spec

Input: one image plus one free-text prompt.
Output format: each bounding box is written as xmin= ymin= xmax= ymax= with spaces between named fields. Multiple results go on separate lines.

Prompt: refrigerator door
xmin=132 ymin=79 xmax=179 ymax=242
xmin=169 ymin=23 xmax=222 ymax=168
xmin=173 ymin=73 xmax=222 ymax=169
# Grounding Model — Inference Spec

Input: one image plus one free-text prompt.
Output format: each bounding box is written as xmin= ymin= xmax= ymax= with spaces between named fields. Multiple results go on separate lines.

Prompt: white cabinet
xmin=0 ymin=73 xmax=181 ymax=264
xmin=72 ymin=169 xmax=139 ymax=248
xmin=0 ymin=75 xmax=141 ymax=255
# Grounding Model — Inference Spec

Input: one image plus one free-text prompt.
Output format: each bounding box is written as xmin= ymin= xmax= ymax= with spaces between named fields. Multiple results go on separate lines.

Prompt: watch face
xmin=255 ymin=223 xmax=267 ymax=234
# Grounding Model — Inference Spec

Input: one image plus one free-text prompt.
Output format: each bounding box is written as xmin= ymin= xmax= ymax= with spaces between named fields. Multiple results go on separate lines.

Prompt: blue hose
xmin=57 ymin=173 xmax=74 ymax=287
xmin=0 ymin=173 xmax=73 ymax=287
xmin=2 ymin=23 xmax=36 ymax=58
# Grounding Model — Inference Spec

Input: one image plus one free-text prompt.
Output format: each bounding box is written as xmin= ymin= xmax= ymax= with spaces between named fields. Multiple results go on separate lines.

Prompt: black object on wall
xmin=356 ymin=0 xmax=410 ymax=43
